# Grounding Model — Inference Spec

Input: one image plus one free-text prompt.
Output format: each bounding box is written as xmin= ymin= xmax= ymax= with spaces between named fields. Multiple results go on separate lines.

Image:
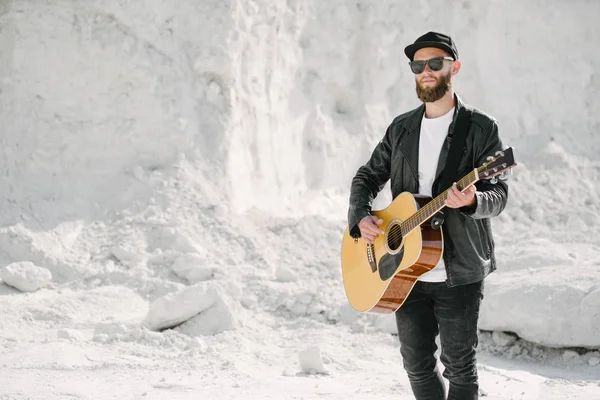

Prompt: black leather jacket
xmin=347 ymin=95 xmax=508 ymax=287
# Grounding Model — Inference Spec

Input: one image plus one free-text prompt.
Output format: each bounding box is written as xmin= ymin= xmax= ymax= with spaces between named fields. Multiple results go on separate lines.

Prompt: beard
xmin=415 ymin=70 xmax=452 ymax=103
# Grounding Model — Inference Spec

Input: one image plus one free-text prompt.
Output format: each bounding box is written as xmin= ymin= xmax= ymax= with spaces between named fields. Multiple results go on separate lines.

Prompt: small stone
xmin=588 ymin=357 xmax=600 ymax=366
xmin=298 ymin=346 xmax=328 ymax=374
xmin=171 ymin=254 xmax=213 ymax=283
xmin=132 ymin=166 xmax=144 ymax=180
xmin=275 ymin=266 xmax=296 ymax=282
xmin=562 ymin=350 xmax=579 ymax=361
xmin=507 ymin=345 xmax=523 ymax=358
xmin=491 ymin=331 xmax=518 ymax=347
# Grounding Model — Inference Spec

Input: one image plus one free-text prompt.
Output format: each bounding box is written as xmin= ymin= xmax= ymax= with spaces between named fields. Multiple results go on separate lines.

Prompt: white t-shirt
xmin=417 ymin=107 xmax=454 ymax=283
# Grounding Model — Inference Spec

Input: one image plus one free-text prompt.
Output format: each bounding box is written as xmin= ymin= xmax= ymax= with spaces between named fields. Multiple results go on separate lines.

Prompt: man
xmin=346 ymin=32 xmax=508 ymax=400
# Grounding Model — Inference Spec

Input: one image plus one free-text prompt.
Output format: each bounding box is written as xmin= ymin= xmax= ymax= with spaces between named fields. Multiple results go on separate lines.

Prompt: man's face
xmin=412 ymin=48 xmax=454 ymax=103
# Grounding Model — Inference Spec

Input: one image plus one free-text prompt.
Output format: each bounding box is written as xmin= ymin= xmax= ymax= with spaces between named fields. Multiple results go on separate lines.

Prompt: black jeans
xmin=395 ymin=280 xmax=484 ymax=400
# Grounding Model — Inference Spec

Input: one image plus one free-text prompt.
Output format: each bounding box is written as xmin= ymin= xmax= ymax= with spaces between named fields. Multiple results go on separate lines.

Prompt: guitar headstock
xmin=478 ymin=147 xmax=517 ymax=183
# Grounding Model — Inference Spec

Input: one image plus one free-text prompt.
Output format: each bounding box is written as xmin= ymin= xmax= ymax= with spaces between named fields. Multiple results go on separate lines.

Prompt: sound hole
xmin=387 ymin=223 xmax=403 ymax=251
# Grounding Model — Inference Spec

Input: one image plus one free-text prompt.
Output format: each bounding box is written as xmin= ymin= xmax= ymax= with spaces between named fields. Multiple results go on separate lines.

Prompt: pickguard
xmin=378 ymin=248 xmax=405 ymax=281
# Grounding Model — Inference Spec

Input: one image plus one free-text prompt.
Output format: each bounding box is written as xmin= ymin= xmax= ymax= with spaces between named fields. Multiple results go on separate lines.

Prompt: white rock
xmin=144 ymin=281 xmax=239 ymax=335
xmin=110 ymin=246 xmax=144 ymax=267
xmin=562 ymin=350 xmax=579 ymax=361
xmin=491 ymin=331 xmax=518 ymax=347
xmin=177 ymin=296 xmax=237 ymax=336
xmin=480 ymin=273 xmax=600 ymax=348
xmin=588 ymin=356 xmax=600 ymax=366
xmin=171 ymin=254 xmax=214 ymax=283
xmin=507 ymin=345 xmax=523 ymax=358
xmin=275 ymin=266 xmax=297 ymax=282
xmin=221 ymin=280 xmax=242 ymax=299
xmin=57 ymin=329 xmax=84 ymax=341
xmin=298 ymin=346 xmax=328 ymax=374
xmin=132 ymin=165 xmax=145 ymax=180
xmin=0 ymin=261 xmax=52 ymax=292
xmin=144 ymin=282 xmax=220 ymax=331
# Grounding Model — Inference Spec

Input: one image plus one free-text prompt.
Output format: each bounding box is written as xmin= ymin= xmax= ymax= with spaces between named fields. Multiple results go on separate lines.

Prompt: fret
xmin=400 ymin=170 xmax=479 ymax=236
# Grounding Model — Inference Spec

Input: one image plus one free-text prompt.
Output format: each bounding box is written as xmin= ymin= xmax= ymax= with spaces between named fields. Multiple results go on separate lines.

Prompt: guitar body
xmin=341 ymin=192 xmax=443 ymax=314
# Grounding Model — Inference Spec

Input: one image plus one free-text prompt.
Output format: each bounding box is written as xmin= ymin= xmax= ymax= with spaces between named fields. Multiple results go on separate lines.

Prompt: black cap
xmin=404 ymin=31 xmax=459 ymax=61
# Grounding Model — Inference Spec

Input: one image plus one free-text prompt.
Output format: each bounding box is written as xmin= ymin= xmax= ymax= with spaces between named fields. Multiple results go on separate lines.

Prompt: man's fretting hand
xmin=445 ymin=183 xmax=476 ymax=208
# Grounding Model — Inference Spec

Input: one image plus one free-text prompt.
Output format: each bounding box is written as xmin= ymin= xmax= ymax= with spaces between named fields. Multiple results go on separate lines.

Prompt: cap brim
xmin=404 ymin=41 xmax=456 ymax=61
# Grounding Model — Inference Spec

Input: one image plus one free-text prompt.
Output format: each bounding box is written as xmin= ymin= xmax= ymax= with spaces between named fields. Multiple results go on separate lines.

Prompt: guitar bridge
xmin=367 ymin=243 xmax=377 ymax=273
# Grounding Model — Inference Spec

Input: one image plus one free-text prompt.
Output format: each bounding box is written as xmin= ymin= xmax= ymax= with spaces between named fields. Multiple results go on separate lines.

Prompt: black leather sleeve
xmin=461 ymin=120 xmax=509 ymax=219
xmin=347 ymin=128 xmax=393 ymax=238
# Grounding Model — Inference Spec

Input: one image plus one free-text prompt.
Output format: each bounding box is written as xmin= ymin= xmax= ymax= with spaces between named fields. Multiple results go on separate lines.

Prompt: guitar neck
xmin=400 ymin=169 xmax=479 ymax=236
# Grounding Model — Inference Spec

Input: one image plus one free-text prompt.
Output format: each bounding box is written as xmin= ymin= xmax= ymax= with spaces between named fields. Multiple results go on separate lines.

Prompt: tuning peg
xmin=489 ymin=177 xmax=498 ymax=184
xmin=499 ymin=170 xmax=511 ymax=181
xmin=486 ymin=156 xmax=494 ymax=161
xmin=495 ymin=151 xmax=504 ymax=157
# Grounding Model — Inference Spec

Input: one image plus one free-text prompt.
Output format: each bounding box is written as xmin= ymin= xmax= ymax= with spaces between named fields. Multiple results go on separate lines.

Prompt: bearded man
xmin=346 ymin=32 xmax=509 ymax=400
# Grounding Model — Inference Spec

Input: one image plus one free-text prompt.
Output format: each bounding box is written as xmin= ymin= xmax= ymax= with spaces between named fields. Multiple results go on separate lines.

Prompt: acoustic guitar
xmin=340 ymin=147 xmax=516 ymax=314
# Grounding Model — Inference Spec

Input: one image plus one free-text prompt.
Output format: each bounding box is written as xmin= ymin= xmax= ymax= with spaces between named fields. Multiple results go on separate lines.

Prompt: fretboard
xmin=400 ymin=169 xmax=479 ymax=236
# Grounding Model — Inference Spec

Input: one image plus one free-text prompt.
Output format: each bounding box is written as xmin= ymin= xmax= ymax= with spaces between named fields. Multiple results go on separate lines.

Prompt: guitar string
xmin=385 ymin=157 xmax=510 ymax=245
xmin=384 ymin=171 xmax=477 ymax=246
xmin=378 ymin=150 xmax=512 ymax=248
xmin=383 ymin=175 xmax=473 ymax=246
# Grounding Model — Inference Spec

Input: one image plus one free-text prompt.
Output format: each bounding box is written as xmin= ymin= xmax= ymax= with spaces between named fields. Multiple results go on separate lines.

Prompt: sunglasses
xmin=409 ymin=56 xmax=454 ymax=74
